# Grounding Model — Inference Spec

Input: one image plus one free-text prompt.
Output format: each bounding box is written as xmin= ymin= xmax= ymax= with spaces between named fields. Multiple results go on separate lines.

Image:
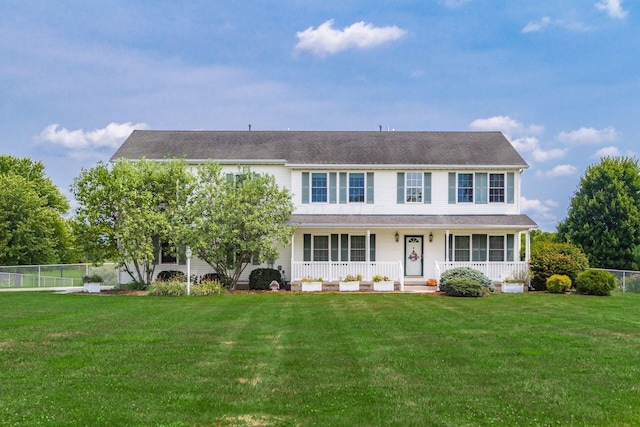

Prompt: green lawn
xmin=0 ymin=291 xmax=639 ymax=426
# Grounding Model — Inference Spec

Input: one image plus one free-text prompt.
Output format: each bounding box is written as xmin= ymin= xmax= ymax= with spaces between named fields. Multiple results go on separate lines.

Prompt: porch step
xmin=404 ymin=285 xmax=438 ymax=293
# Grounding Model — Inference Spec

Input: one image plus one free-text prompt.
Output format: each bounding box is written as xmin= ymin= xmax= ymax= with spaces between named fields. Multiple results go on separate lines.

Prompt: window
xmin=489 ymin=236 xmax=505 ymax=261
xmin=350 ymin=235 xmax=366 ymax=261
xmin=405 ymin=172 xmax=423 ymax=203
xmin=313 ymin=236 xmax=329 ymax=261
xmin=454 ymin=236 xmax=471 ymax=261
xmin=458 ymin=173 xmax=473 ymax=203
xmin=160 ymin=242 xmax=177 ymax=264
xmin=489 ymin=173 xmax=505 ymax=203
xmin=348 ymin=173 xmax=365 ymax=203
xmin=311 ymin=173 xmax=327 ymax=203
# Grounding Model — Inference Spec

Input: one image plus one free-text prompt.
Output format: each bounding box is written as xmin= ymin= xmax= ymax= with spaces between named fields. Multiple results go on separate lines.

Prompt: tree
xmin=71 ymin=159 xmax=194 ymax=285
xmin=0 ymin=156 xmax=71 ymax=265
xmin=181 ymin=163 xmax=295 ymax=289
xmin=557 ymin=157 xmax=640 ymax=270
xmin=529 ymin=242 xmax=589 ymax=291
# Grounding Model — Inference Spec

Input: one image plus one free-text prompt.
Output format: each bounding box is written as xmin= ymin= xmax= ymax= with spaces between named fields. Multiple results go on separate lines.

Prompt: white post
xmin=186 ymin=246 xmax=192 ymax=295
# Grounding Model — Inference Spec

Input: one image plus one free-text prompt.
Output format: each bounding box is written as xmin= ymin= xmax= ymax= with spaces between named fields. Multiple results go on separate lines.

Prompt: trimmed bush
xmin=530 ymin=242 xmax=589 ymax=291
xmin=148 ymin=280 xmax=186 ymax=296
xmin=443 ymin=277 xmax=489 ymax=297
xmin=249 ymin=268 xmax=281 ymax=290
xmin=575 ymin=269 xmax=617 ymax=296
xmin=191 ymin=280 xmax=224 ymax=296
xmin=440 ymin=267 xmax=493 ymax=293
xmin=156 ymin=270 xmax=186 ymax=282
xmin=125 ymin=280 xmax=148 ymax=291
xmin=546 ymin=274 xmax=572 ymax=294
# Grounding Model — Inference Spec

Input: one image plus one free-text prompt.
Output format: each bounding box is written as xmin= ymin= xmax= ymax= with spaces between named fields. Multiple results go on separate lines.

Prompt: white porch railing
xmin=436 ymin=261 xmax=529 ymax=282
xmin=292 ymin=261 xmax=403 ymax=283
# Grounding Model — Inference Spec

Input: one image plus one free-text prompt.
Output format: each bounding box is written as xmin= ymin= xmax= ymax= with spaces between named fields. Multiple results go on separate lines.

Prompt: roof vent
xmin=248 ymin=124 xmax=252 ymax=131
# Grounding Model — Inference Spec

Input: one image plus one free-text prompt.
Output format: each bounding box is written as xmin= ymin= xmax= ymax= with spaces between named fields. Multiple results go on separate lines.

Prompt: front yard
xmin=0 ymin=291 xmax=639 ymax=426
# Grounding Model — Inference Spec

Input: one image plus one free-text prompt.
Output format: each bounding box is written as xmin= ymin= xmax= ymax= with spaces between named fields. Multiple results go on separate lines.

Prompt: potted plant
xmin=372 ymin=274 xmax=394 ymax=291
xmin=427 ymin=278 xmax=438 ymax=287
xmin=339 ymin=274 xmax=362 ymax=292
xmin=300 ymin=276 xmax=323 ymax=292
xmin=83 ymin=273 xmax=103 ymax=293
xmin=501 ymin=270 xmax=530 ymax=293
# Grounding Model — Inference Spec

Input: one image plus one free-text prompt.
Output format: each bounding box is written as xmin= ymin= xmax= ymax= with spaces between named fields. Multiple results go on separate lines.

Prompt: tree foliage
xmin=529 ymin=242 xmax=589 ymax=291
xmin=557 ymin=157 xmax=640 ymax=270
xmin=0 ymin=155 xmax=71 ymax=265
xmin=181 ymin=163 xmax=295 ymax=289
xmin=71 ymin=159 xmax=194 ymax=285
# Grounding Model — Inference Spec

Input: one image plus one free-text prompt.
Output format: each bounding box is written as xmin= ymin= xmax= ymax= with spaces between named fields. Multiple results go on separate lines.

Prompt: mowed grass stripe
xmin=0 ymin=292 xmax=639 ymax=426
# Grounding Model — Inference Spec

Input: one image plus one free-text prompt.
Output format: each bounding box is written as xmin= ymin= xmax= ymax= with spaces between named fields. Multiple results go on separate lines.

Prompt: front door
xmin=405 ymin=236 xmax=423 ymax=276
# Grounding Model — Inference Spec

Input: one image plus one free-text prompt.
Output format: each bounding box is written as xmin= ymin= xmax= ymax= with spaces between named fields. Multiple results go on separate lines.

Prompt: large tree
xmin=557 ymin=156 xmax=640 ymax=270
xmin=181 ymin=163 xmax=295 ymax=289
xmin=71 ymin=159 xmax=194 ymax=285
xmin=0 ymin=156 xmax=71 ymax=265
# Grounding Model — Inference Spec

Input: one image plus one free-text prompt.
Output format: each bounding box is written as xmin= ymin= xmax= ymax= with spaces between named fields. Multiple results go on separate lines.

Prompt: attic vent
xmin=248 ymin=124 xmax=252 ymax=131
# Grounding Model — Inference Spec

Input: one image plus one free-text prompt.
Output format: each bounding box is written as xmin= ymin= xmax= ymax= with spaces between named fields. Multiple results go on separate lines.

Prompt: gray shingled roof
xmin=111 ymin=130 xmax=528 ymax=167
xmin=288 ymin=214 xmax=537 ymax=229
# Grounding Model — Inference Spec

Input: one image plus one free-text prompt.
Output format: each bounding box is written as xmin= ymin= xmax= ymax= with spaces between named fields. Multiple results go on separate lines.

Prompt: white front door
xmin=405 ymin=236 xmax=423 ymax=276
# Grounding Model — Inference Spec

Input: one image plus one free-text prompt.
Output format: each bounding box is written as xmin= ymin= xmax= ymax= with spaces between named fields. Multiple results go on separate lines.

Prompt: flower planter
xmin=339 ymin=281 xmax=360 ymax=292
xmin=502 ymin=282 xmax=524 ymax=293
xmin=84 ymin=282 xmax=101 ymax=293
xmin=373 ymin=280 xmax=395 ymax=292
xmin=301 ymin=281 xmax=322 ymax=292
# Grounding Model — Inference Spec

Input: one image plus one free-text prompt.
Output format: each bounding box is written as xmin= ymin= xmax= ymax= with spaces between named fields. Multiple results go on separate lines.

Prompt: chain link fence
xmin=0 ymin=263 xmax=118 ymax=289
xmin=594 ymin=268 xmax=640 ymax=294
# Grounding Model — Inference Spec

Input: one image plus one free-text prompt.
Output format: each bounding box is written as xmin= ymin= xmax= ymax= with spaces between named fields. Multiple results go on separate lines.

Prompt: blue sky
xmin=1 ymin=0 xmax=638 ymax=230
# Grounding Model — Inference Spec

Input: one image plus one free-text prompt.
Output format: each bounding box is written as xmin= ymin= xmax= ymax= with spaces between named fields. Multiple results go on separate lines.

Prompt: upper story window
xmin=311 ymin=173 xmax=327 ymax=203
xmin=449 ymin=172 xmax=515 ymax=205
xmin=458 ymin=173 xmax=474 ymax=203
xmin=405 ymin=172 xmax=423 ymax=203
xmin=349 ymin=173 xmax=365 ymax=203
xmin=489 ymin=173 xmax=505 ymax=203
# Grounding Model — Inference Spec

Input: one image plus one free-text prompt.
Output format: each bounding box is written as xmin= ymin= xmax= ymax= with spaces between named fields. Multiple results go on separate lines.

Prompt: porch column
xmin=445 ymin=230 xmax=450 ymax=262
xmin=290 ymin=234 xmax=295 ymax=280
xmin=525 ymin=230 xmax=531 ymax=262
xmin=366 ymin=229 xmax=371 ymax=281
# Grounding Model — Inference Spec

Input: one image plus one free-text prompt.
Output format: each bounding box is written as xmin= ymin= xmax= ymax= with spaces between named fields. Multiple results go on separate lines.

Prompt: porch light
xmin=429 ymin=232 xmax=433 ymax=242
xmin=395 ymin=232 xmax=399 ymax=242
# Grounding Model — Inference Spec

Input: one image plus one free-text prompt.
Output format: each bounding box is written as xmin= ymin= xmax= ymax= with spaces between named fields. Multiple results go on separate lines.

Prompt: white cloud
xmin=522 ymin=17 xmax=552 ymax=33
xmin=39 ymin=122 xmax=149 ymax=158
xmin=469 ymin=115 xmax=543 ymax=140
xmin=294 ymin=20 xmax=407 ymax=56
xmin=594 ymin=146 xmax=621 ymax=157
xmin=596 ymin=0 xmax=628 ymax=19
xmin=557 ymin=126 xmax=617 ymax=145
xmin=537 ymin=164 xmax=578 ymax=178
xmin=521 ymin=197 xmax=557 ymax=220
xmin=532 ymin=148 xmax=566 ymax=162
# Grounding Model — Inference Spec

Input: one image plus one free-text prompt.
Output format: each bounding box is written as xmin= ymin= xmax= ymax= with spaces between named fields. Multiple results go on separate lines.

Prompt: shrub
xmin=126 ymin=280 xmax=148 ymax=291
xmin=191 ymin=280 xmax=224 ymax=296
xmin=440 ymin=267 xmax=493 ymax=293
xmin=248 ymin=268 xmax=281 ymax=290
xmin=82 ymin=273 xmax=103 ymax=283
xmin=443 ymin=277 xmax=489 ymax=297
xmin=148 ymin=280 xmax=186 ymax=296
xmin=575 ymin=269 xmax=617 ymax=296
xmin=156 ymin=270 xmax=186 ymax=282
xmin=546 ymin=274 xmax=572 ymax=294
xmin=624 ymin=274 xmax=640 ymax=294
xmin=530 ymin=242 xmax=589 ymax=291
xmin=199 ymin=272 xmax=221 ymax=283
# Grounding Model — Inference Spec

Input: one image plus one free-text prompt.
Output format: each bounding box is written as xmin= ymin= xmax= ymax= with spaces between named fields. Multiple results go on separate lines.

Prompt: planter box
xmin=339 ymin=281 xmax=360 ymax=292
xmin=373 ymin=280 xmax=395 ymax=292
xmin=502 ymin=283 xmax=525 ymax=293
xmin=301 ymin=281 xmax=322 ymax=292
xmin=84 ymin=282 xmax=101 ymax=293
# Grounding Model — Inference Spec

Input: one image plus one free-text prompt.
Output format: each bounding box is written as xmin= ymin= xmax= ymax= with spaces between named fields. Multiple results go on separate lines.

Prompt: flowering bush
xmin=372 ymin=274 xmax=390 ymax=282
xmin=343 ymin=274 xmax=362 ymax=282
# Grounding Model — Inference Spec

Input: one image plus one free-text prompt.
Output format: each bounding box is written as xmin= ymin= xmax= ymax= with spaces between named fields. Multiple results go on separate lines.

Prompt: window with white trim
xmin=348 ymin=173 xmax=365 ymax=203
xmin=405 ymin=172 xmax=423 ymax=203
xmin=458 ymin=173 xmax=473 ymax=203
xmin=350 ymin=235 xmax=366 ymax=261
xmin=311 ymin=173 xmax=327 ymax=203
xmin=454 ymin=236 xmax=471 ymax=261
xmin=489 ymin=173 xmax=505 ymax=203
xmin=489 ymin=236 xmax=505 ymax=261
xmin=313 ymin=235 xmax=329 ymax=261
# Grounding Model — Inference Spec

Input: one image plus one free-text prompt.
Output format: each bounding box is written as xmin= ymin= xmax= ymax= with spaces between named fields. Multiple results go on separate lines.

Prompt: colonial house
xmin=111 ymin=130 xmax=537 ymax=290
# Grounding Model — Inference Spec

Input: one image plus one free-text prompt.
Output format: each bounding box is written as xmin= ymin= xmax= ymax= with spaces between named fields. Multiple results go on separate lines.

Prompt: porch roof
xmin=287 ymin=214 xmax=537 ymax=229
